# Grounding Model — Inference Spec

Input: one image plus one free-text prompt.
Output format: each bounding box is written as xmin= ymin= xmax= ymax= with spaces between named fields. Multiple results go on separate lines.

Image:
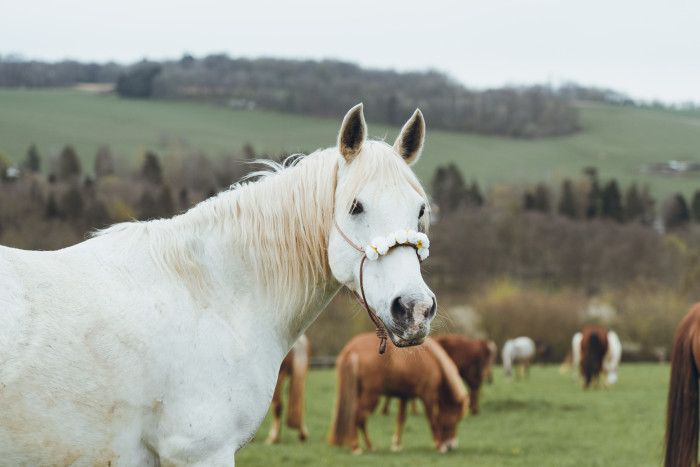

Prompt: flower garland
xmin=364 ymin=229 xmax=429 ymax=261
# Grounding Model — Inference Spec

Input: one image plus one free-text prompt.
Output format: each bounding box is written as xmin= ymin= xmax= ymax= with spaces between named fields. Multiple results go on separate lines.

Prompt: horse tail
xmin=286 ymin=335 xmax=310 ymax=430
xmin=327 ymin=351 xmax=359 ymax=446
xmin=584 ymin=332 xmax=603 ymax=386
xmin=665 ymin=309 xmax=700 ymax=467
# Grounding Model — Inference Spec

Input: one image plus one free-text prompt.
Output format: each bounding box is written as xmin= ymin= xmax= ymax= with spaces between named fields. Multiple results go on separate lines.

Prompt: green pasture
xmin=238 ymin=364 xmax=668 ymax=466
xmin=2 ymin=89 xmax=700 ymax=200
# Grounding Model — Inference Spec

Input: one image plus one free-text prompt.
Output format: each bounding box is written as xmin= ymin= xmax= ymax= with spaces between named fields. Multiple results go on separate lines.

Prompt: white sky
xmin=2 ymin=0 xmax=699 ymax=103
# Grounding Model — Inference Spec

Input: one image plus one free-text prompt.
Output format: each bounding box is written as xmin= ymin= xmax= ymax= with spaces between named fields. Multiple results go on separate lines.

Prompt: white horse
xmin=0 ymin=104 xmax=436 ymax=465
xmin=501 ymin=336 xmax=536 ymax=382
xmin=571 ymin=330 xmax=621 ymax=386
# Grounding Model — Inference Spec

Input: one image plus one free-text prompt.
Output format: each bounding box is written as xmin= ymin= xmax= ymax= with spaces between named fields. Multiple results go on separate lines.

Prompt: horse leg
xmin=410 ymin=398 xmax=418 ymax=415
xmin=422 ymin=398 xmax=441 ymax=450
xmin=266 ymin=375 xmax=284 ymax=444
xmin=380 ymin=396 xmax=391 ymax=415
xmin=468 ymin=382 xmax=480 ymax=415
xmin=391 ymin=398 xmax=407 ymax=451
xmin=356 ymin=390 xmax=380 ymax=453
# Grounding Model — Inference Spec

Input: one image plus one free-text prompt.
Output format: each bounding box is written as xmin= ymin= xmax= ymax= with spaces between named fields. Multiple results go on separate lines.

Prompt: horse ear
xmin=338 ymin=103 xmax=367 ymax=164
xmin=393 ymin=109 xmax=425 ymax=166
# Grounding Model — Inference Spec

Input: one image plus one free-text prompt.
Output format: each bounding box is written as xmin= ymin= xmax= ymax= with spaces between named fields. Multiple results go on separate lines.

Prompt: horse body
xmin=327 ymin=333 xmax=466 ymax=453
xmin=501 ymin=336 xmax=536 ymax=381
xmin=266 ymin=334 xmax=310 ymax=444
xmin=0 ymin=104 xmax=435 ymax=465
xmin=433 ymin=334 xmax=495 ymax=414
xmin=579 ymin=325 xmax=609 ymax=389
xmin=665 ymin=303 xmax=700 ymax=467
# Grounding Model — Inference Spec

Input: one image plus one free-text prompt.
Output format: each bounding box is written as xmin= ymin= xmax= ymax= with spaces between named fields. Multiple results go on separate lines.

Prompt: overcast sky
xmin=3 ymin=0 xmax=699 ymax=103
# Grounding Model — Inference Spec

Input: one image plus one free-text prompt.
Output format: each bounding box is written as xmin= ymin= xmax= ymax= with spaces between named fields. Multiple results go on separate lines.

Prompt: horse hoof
xmin=391 ymin=444 xmax=402 ymax=452
xmin=352 ymin=447 xmax=363 ymax=455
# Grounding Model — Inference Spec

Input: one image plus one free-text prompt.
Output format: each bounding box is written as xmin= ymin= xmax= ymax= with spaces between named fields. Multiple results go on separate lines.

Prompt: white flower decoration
xmin=365 ymin=247 xmax=379 ymax=261
xmin=395 ymin=229 xmax=408 ymax=244
xmin=364 ymin=229 xmax=430 ymax=261
xmin=418 ymin=247 xmax=429 ymax=261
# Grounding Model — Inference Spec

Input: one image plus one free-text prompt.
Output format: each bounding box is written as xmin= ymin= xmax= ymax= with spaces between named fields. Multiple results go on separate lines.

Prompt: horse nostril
xmin=426 ymin=297 xmax=437 ymax=319
xmin=391 ymin=297 xmax=408 ymax=321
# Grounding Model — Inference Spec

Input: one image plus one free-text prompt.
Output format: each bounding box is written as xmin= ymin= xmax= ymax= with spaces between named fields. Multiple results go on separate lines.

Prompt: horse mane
xmin=93 ymin=141 xmax=428 ymax=310
xmin=425 ymin=338 xmax=466 ymax=403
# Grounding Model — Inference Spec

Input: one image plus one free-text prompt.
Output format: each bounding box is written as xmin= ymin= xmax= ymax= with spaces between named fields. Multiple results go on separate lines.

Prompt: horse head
xmin=329 ymin=104 xmax=436 ymax=348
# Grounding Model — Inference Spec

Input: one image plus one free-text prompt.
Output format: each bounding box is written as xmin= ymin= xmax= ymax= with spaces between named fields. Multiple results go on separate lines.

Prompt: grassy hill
xmin=2 ymin=89 xmax=700 ymax=201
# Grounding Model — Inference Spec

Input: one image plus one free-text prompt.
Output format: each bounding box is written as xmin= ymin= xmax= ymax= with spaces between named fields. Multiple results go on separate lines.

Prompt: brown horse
xmin=266 ymin=334 xmax=310 ymax=444
xmin=379 ymin=336 xmax=495 ymax=416
xmin=579 ymin=325 xmax=609 ymax=389
xmin=327 ymin=333 xmax=467 ymax=453
xmin=665 ymin=303 xmax=700 ymax=467
xmin=433 ymin=335 xmax=496 ymax=415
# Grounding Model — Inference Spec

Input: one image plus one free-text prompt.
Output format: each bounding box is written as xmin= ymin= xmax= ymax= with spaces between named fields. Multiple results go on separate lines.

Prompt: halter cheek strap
xmin=333 ymin=219 xmax=426 ymax=354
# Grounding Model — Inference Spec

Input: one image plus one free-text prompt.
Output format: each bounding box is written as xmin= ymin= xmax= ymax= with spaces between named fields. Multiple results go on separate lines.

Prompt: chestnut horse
xmin=266 ymin=334 xmax=310 ymax=444
xmin=433 ymin=335 xmax=496 ymax=415
xmin=579 ymin=325 xmax=609 ymax=389
xmin=665 ymin=303 xmax=700 ymax=467
xmin=327 ymin=333 xmax=466 ymax=453
xmin=380 ymin=336 xmax=495 ymax=415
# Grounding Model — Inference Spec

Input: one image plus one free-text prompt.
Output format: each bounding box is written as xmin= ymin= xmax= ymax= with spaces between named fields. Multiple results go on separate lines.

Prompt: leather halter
xmin=333 ymin=218 xmax=423 ymax=354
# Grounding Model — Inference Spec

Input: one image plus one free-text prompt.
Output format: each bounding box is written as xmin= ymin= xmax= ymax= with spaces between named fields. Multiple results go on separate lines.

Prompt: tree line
xmin=1 ymin=54 xmax=579 ymax=138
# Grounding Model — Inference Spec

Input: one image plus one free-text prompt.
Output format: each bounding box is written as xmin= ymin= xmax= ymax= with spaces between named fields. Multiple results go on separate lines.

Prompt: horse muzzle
xmin=382 ymin=295 xmax=436 ymax=347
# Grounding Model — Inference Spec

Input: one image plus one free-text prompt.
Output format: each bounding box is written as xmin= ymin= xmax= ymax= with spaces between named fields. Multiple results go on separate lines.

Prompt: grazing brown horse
xmin=380 ymin=336 xmax=495 ymax=416
xmin=266 ymin=334 xmax=310 ymax=444
xmin=665 ymin=303 xmax=700 ymax=467
xmin=579 ymin=325 xmax=609 ymax=389
xmin=327 ymin=333 xmax=467 ymax=453
xmin=433 ymin=335 xmax=496 ymax=415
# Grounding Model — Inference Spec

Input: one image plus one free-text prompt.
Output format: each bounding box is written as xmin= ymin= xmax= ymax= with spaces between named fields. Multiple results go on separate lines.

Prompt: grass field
xmin=238 ymin=364 xmax=668 ymax=466
xmin=2 ymin=89 xmax=700 ymax=200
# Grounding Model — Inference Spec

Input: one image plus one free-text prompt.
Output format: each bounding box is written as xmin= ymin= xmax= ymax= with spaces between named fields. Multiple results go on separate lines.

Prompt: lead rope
xmin=333 ymin=219 xmax=421 ymax=354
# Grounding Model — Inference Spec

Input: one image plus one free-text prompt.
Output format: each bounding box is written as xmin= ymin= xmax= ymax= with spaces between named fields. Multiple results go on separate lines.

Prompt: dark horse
xmin=266 ymin=334 xmax=310 ymax=444
xmin=579 ymin=325 xmax=609 ymax=389
xmin=665 ymin=303 xmax=700 ymax=467
xmin=433 ymin=335 xmax=496 ymax=415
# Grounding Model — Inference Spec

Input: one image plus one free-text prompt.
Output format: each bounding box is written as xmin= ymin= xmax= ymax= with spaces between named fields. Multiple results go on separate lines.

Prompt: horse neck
xmin=173 ymin=152 xmax=341 ymax=348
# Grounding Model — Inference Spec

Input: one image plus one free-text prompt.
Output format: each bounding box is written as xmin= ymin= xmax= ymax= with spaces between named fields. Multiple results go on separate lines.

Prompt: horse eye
xmin=419 ymin=204 xmax=426 ymax=218
xmin=350 ymin=199 xmax=364 ymax=215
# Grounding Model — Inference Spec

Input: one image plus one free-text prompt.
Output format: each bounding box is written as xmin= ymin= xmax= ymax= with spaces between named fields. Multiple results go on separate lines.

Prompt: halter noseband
xmin=333 ymin=219 xmax=429 ymax=354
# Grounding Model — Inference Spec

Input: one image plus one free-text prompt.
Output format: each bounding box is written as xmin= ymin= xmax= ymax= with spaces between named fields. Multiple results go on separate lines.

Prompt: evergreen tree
xmin=141 ymin=151 xmax=163 ymax=184
xmin=25 ymin=144 xmax=41 ymax=173
xmin=601 ymin=179 xmax=623 ymax=222
xmin=534 ymin=183 xmax=551 ymax=213
xmin=664 ymin=193 xmax=690 ymax=229
xmin=624 ymin=183 xmax=645 ymax=222
xmin=523 ymin=191 xmax=536 ymax=211
xmin=584 ymin=167 xmax=600 ymax=219
xmin=558 ymin=179 xmax=577 ymax=219
xmin=94 ymin=145 xmax=115 ymax=178
xmin=466 ymin=180 xmax=484 ymax=207
xmin=431 ymin=164 xmax=467 ymax=215
xmin=58 ymin=145 xmax=82 ymax=181
xmin=156 ymin=185 xmax=176 ymax=218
